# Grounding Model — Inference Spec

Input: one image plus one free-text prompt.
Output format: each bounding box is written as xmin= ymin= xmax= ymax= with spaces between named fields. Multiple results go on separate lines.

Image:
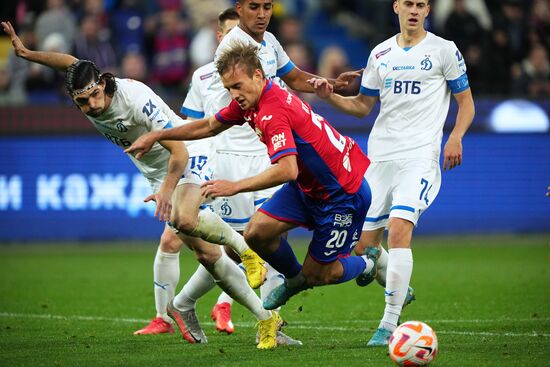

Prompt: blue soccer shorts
xmin=258 ymin=180 xmax=371 ymax=263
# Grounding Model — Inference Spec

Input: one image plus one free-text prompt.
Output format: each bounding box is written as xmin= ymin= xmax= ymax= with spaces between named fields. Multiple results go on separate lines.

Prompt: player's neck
xmin=104 ymin=94 xmax=113 ymax=111
xmin=397 ymin=29 xmax=427 ymax=49
xmin=238 ymin=24 xmax=264 ymax=43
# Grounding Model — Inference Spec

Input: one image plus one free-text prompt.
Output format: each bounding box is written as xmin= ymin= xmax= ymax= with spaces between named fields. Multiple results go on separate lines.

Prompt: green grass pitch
xmin=0 ymin=234 xmax=548 ymax=366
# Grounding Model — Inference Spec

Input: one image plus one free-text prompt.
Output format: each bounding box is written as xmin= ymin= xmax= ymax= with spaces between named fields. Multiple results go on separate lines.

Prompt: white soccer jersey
xmin=361 ymin=32 xmax=470 ymax=162
xmin=207 ymin=26 xmax=295 ymax=154
xmin=86 ymin=78 xmax=210 ymax=181
xmin=181 ymin=62 xmax=226 ymax=120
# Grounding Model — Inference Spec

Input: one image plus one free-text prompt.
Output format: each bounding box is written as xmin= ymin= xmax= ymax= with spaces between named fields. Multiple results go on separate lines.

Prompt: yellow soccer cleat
xmin=240 ymin=248 xmax=267 ymax=289
xmin=256 ymin=311 xmax=283 ymax=349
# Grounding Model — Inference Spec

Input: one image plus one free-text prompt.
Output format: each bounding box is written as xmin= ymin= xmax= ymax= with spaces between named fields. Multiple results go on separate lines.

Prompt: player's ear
xmin=393 ymin=0 xmax=399 ymax=14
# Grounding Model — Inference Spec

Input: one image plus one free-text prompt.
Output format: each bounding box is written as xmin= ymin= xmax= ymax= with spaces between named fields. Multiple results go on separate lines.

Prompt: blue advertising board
xmin=0 ymin=134 xmax=549 ymax=241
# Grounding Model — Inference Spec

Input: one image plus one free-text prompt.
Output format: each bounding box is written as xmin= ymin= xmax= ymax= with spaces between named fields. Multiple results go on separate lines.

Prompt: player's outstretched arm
xmin=282 ymin=66 xmax=363 ymax=94
xmin=443 ymin=88 xmax=475 ymax=171
xmin=307 ymin=77 xmax=378 ymax=118
xmin=201 ymin=155 xmax=298 ymax=198
xmin=125 ymin=115 xmax=229 ymax=159
xmin=145 ymin=139 xmax=189 ymax=222
xmin=1 ymin=21 xmax=77 ymax=70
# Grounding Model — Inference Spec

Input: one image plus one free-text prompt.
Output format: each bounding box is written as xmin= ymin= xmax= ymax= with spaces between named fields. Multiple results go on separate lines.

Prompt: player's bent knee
xmin=243 ymin=224 xmax=265 ymax=248
xmin=170 ymin=212 xmax=198 ymax=234
xmin=192 ymin=243 xmax=221 ymax=266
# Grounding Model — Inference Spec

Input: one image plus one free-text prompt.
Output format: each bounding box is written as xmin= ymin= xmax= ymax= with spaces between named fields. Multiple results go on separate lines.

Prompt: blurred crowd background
xmin=0 ymin=0 xmax=549 ymax=107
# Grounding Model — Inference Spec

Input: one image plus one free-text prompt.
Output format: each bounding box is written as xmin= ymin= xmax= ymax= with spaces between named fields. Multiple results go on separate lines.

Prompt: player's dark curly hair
xmin=65 ymin=60 xmax=117 ymax=97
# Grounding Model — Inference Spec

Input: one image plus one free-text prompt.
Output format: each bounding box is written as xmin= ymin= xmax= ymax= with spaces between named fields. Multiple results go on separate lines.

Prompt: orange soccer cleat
xmin=133 ymin=317 xmax=175 ymax=335
xmin=211 ymin=302 xmax=235 ymax=334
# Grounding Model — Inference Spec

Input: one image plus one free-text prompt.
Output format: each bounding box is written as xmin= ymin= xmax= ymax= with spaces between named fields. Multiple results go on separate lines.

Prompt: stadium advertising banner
xmin=0 ymin=137 xmax=164 ymax=241
xmin=1 ymin=134 xmax=549 ymax=242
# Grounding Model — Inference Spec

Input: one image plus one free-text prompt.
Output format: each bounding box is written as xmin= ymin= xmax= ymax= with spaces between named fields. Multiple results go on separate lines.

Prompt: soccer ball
xmin=388 ymin=321 xmax=438 ymax=366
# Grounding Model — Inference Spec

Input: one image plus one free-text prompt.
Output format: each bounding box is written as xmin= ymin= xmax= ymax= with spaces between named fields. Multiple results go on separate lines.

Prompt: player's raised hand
xmin=443 ymin=135 xmax=463 ymax=171
xmin=307 ymin=77 xmax=333 ymax=99
xmin=1 ymin=21 xmax=28 ymax=58
xmin=124 ymin=131 xmax=160 ymax=159
xmin=201 ymin=180 xmax=239 ymax=200
xmin=333 ymin=68 xmax=364 ymax=90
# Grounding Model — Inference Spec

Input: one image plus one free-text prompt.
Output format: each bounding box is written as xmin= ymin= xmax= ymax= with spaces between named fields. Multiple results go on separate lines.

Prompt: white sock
xmin=260 ymin=262 xmax=285 ymax=311
xmin=379 ymin=248 xmax=413 ymax=331
xmin=173 ymin=264 xmax=216 ymax=311
xmin=190 ymin=208 xmax=249 ymax=255
xmin=153 ymin=248 xmax=180 ymax=322
xmin=216 ymin=291 xmax=234 ymax=305
xmin=209 ymin=250 xmax=271 ymax=321
xmin=376 ymin=246 xmax=389 ymax=287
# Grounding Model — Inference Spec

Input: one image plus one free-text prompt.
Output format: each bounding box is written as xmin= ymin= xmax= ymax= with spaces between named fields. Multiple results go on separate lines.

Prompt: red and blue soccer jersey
xmin=215 ymin=80 xmax=370 ymax=201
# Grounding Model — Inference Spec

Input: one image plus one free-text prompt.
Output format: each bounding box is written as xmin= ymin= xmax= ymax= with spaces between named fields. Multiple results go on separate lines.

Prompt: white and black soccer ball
xmin=388 ymin=321 xmax=438 ymax=366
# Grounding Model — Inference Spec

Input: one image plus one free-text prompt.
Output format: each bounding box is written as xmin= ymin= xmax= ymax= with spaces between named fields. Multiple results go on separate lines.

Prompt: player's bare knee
xmin=243 ymin=224 xmax=264 ymax=249
xmin=387 ymin=218 xmax=413 ymax=248
xmin=192 ymin=243 xmax=221 ymax=266
xmin=159 ymin=231 xmax=182 ymax=253
xmin=170 ymin=212 xmax=198 ymax=234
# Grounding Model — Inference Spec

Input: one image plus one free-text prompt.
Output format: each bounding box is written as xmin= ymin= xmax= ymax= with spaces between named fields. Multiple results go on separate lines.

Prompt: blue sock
xmin=261 ymin=236 xmax=302 ymax=279
xmin=336 ymin=256 xmax=367 ymax=283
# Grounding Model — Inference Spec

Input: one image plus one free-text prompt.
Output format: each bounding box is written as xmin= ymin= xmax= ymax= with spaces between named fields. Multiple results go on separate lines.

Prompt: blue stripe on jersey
xmin=360 ymin=86 xmax=379 ymax=96
xmin=223 ymin=217 xmax=250 ymax=223
xmin=365 ymin=214 xmax=389 ymax=223
xmin=181 ymin=106 xmax=205 ymax=118
xmin=390 ymin=205 xmax=415 ymax=213
xmin=403 ymin=47 xmax=412 ymax=52
xmin=277 ymin=61 xmax=295 ymax=77
xmin=163 ymin=121 xmax=173 ymax=129
xmin=271 ymin=148 xmax=297 ymax=162
xmin=254 ymin=197 xmax=268 ymax=206
xmin=447 ymin=73 xmax=470 ymax=94
xmin=215 ymin=112 xmax=241 ymax=125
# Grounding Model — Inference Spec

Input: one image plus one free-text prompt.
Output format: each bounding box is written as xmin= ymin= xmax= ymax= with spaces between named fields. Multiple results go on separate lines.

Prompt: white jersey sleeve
xmin=441 ymin=41 xmax=470 ymax=94
xmin=360 ymin=51 xmax=382 ymax=96
xmin=265 ymin=32 xmax=294 ymax=77
xmin=181 ymin=63 xmax=213 ymax=119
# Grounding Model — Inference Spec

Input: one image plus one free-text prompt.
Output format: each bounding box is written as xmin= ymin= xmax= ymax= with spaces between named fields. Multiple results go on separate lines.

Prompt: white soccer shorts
xmin=211 ymin=152 xmax=280 ymax=231
xmin=363 ymin=158 xmax=441 ymax=230
xmin=148 ymin=152 xmax=215 ymax=193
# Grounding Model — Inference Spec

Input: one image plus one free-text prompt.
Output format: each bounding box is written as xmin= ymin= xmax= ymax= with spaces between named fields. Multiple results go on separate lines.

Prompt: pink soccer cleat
xmin=133 ymin=317 xmax=175 ymax=335
xmin=211 ymin=302 xmax=235 ymax=334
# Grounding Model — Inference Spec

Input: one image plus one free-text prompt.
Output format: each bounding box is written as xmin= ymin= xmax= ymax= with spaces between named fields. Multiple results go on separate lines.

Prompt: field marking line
xmin=0 ymin=312 xmax=548 ymax=338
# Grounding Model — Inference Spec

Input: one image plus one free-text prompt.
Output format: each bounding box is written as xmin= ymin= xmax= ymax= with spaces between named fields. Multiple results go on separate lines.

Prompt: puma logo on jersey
xmin=261 ymin=115 xmax=273 ymax=122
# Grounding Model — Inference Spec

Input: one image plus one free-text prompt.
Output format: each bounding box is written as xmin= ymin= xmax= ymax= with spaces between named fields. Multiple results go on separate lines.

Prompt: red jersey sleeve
xmin=215 ymin=99 xmax=246 ymax=126
xmin=259 ymin=107 xmax=297 ymax=164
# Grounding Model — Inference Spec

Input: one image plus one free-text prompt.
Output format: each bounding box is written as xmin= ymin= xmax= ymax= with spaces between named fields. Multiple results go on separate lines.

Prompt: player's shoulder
xmin=370 ymin=35 xmax=396 ymax=59
xmin=262 ymin=31 xmax=280 ymax=45
xmin=217 ymin=26 xmax=249 ymax=50
xmin=115 ymin=78 xmax=150 ymax=94
xmin=425 ymin=32 xmax=457 ymax=53
xmin=114 ymin=78 xmax=158 ymax=109
xmin=191 ymin=62 xmax=216 ymax=82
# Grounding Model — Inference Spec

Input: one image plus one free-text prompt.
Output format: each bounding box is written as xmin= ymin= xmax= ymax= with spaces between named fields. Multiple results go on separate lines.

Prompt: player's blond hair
xmin=215 ymin=41 xmax=266 ymax=79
